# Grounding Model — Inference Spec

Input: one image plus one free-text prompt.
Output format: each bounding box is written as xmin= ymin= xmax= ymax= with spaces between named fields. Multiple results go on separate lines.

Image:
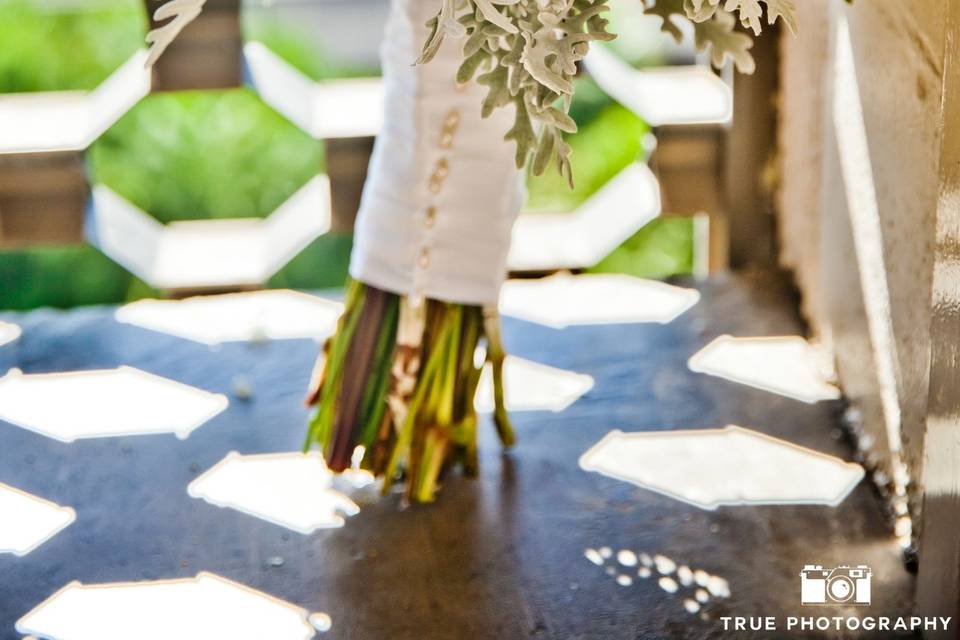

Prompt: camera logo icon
xmin=800 ymin=565 xmax=872 ymax=605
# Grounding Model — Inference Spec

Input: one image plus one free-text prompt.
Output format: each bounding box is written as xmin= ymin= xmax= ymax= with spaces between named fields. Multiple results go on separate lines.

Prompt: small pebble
xmin=658 ymin=576 xmax=679 ymax=594
xmin=638 ymin=567 xmax=652 ymax=579
xmin=309 ymin=612 xmax=332 ymax=633
xmin=616 ymin=550 xmax=637 ymax=567
xmin=232 ymin=375 xmax=253 ymax=401
xmin=599 ymin=547 xmax=613 ymax=559
xmin=268 ymin=556 xmax=285 ymax=568
xmin=695 ymin=588 xmax=710 ymax=603
xmin=605 ymin=566 xmax=616 ymax=576
xmin=677 ymin=565 xmax=694 ymax=586
xmin=694 ymin=569 xmax=710 ymax=587
xmin=683 ymin=599 xmax=701 ymax=614
xmin=616 ymin=574 xmax=633 ymax=587
xmin=654 ymin=555 xmax=676 ymax=575
xmin=584 ymin=548 xmax=604 ymax=566
xmin=639 ymin=553 xmax=653 ymax=567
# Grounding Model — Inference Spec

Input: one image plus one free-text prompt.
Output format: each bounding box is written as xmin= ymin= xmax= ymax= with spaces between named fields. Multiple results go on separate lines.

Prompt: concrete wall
xmin=778 ymin=0 xmax=944 ymax=534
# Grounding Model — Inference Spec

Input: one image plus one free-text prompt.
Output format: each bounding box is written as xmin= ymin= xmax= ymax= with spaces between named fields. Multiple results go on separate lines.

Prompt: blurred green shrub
xmin=0 ymin=0 xmax=145 ymax=93
xmin=589 ymin=218 xmax=694 ymax=279
xmin=88 ymin=89 xmax=324 ymax=222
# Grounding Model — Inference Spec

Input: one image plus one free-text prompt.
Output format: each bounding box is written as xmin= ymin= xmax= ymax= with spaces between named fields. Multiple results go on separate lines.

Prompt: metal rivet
xmin=418 ymin=248 xmax=430 ymax=269
xmin=440 ymin=132 xmax=454 ymax=149
xmin=424 ymin=207 xmax=437 ymax=228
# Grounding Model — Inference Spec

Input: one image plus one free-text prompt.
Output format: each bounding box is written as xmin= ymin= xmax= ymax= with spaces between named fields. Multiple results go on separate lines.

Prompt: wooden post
xmin=651 ymin=124 xmax=729 ymax=273
xmin=143 ymin=0 xmax=242 ymax=91
xmin=325 ymin=137 xmax=374 ymax=234
xmin=916 ymin=0 xmax=960 ymax=631
xmin=0 ymin=152 xmax=88 ymax=248
xmin=724 ymin=23 xmax=780 ymax=269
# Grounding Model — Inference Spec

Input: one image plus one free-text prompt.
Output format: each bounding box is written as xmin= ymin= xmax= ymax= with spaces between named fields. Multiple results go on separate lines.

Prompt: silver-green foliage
xmin=418 ymin=0 xmax=797 ymax=185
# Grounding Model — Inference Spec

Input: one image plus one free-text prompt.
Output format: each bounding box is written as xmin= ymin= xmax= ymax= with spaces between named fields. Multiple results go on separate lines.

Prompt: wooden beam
xmin=143 ymin=0 xmax=243 ymax=91
xmin=916 ymin=0 xmax=960 ymax=631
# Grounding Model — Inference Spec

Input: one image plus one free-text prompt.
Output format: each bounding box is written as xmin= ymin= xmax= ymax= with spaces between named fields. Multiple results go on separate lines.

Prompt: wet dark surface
xmin=0 ymin=269 xmax=914 ymax=639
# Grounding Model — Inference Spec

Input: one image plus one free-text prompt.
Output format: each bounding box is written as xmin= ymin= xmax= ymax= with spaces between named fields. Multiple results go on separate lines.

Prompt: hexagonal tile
xmin=116 ymin=290 xmax=343 ymax=345
xmin=584 ymin=45 xmax=732 ymax=126
xmin=0 ymin=321 xmax=20 ymax=348
xmin=189 ymin=452 xmax=361 ymax=534
xmin=90 ymin=176 xmax=330 ymax=292
xmin=245 ymin=42 xmax=384 ymax=139
xmin=0 ymin=367 xmax=227 ymax=442
xmin=0 ymin=483 xmax=75 ymax=557
xmin=500 ymin=274 xmax=700 ymax=328
xmin=507 ymin=163 xmax=661 ymax=272
xmin=0 ymin=51 xmax=150 ymax=155
xmin=688 ymin=335 xmax=841 ymax=403
xmin=17 ymin=572 xmax=329 ymax=640
xmin=475 ymin=356 xmax=594 ymax=413
xmin=579 ymin=426 xmax=864 ymax=509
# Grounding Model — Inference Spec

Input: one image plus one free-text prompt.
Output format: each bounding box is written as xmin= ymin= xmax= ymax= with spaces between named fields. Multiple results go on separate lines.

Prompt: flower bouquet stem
xmin=305 ymin=280 xmax=514 ymax=503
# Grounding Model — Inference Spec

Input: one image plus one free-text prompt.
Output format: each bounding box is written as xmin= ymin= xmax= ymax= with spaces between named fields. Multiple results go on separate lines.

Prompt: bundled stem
xmin=305 ymin=280 xmax=515 ymax=503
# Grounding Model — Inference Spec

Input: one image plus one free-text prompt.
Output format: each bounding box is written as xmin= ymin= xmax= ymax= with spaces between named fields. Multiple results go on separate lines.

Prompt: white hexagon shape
xmin=0 ymin=321 xmax=21 ymax=348
xmin=584 ymin=45 xmax=732 ymax=127
xmin=508 ymin=163 xmax=661 ymax=272
xmin=116 ymin=290 xmax=344 ymax=345
xmin=0 ymin=367 xmax=227 ymax=442
xmin=245 ymin=42 xmax=384 ymax=139
xmin=500 ymin=273 xmax=700 ymax=328
xmin=16 ymin=572 xmax=328 ymax=640
xmin=0 ymin=51 xmax=150 ymax=155
xmin=688 ymin=335 xmax=841 ymax=403
xmin=475 ymin=356 xmax=594 ymax=413
xmin=0 ymin=483 xmax=75 ymax=556
xmin=579 ymin=426 xmax=865 ymax=510
xmin=189 ymin=452 xmax=360 ymax=534
xmin=90 ymin=176 xmax=330 ymax=292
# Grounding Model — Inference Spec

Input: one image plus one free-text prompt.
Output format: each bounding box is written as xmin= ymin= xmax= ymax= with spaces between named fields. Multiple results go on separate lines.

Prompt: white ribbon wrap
xmin=349 ymin=0 xmax=526 ymax=306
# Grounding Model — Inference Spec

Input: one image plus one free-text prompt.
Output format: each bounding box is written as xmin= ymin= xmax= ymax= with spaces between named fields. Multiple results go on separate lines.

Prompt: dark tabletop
xmin=0 ymin=269 xmax=914 ymax=639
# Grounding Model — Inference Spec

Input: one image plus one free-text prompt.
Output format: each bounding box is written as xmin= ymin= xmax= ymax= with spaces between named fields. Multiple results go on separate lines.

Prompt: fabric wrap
xmin=349 ymin=0 xmax=526 ymax=306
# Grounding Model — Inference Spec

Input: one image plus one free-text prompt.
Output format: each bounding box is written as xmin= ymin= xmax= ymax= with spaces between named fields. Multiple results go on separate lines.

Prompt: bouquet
xmin=146 ymin=0 xmax=793 ymax=502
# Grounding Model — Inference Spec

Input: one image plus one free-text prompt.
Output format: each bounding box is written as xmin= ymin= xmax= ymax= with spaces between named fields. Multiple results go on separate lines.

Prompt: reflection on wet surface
xmin=475 ymin=355 xmax=594 ymax=413
xmin=580 ymin=426 xmax=864 ymax=509
xmin=0 ymin=483 xmax=75 ymax=556
xmin=189 ymin=452 xmax=363 ymax=534
xmin=116 ymin=290 xmax=343 ymax=346
xmin=688 ymin=335 xmax=841 ymax=403
xmin=584 ymin=546 xmax=730 ymax=619
xmin=0 ymin=322 xmax=20 ymax=348
xmin=500 ymin=273 xmax=700 ymax=329
xmin=0 ymin=367 xmax=227 ymax=442
xmin=16 ymin=573 xmax=328 ymax=640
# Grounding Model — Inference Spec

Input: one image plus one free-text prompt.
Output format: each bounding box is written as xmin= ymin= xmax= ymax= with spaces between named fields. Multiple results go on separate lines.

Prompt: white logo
xmin=800 ymin=565 xmax=871 ymax=606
